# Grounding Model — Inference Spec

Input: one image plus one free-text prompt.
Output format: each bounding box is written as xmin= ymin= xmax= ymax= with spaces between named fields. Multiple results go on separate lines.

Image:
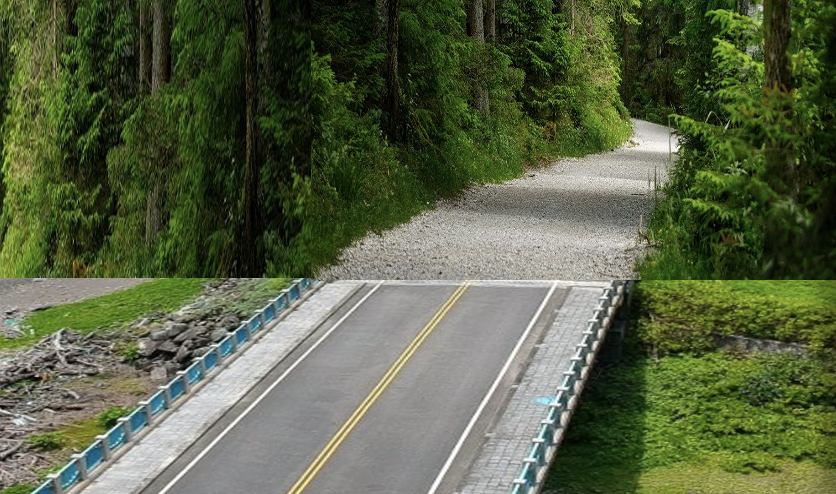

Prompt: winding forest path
xmin=319 ymin=119 xmax=676 ymax=280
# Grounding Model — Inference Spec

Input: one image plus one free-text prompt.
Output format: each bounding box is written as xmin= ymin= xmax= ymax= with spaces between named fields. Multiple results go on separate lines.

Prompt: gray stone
xmin=173 ymin=326 xmax=204 ymax=344
xmin=174 ymin=342 xmax=193 ymax=363
xmin=150 ymin=366 xmax=168 ymax=383
xmin=150 ymin=330 xmax=170 ymax=341
xmin=137 ymin=338 xmax=158 ymax=357
xmin=157 ymin=340 xmax=179 ymax=354
xmin=166 ymin=323 xmax=189 ymax=338
xmin=209 ymin=329 xmax=229 ymax=343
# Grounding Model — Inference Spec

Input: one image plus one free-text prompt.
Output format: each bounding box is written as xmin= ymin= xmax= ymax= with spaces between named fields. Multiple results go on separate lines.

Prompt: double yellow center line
xmin=285 ymin=282 xmax=471 ymax=494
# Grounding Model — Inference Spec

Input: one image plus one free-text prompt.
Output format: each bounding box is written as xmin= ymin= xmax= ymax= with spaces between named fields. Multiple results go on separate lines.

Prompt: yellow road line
xmin=285 ymin=282 xmax=471 ymax=494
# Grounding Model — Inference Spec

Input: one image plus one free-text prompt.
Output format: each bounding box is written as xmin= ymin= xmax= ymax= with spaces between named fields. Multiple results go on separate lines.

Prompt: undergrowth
xmin=546 ymin=281 xmax=836 ymax=494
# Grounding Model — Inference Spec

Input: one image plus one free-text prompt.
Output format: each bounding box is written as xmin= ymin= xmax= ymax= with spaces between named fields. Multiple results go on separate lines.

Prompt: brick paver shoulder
xmin=459 ymin=286 xmax=604 ymax=494
xmin=78 ymin=281 xmax=363 ymax=494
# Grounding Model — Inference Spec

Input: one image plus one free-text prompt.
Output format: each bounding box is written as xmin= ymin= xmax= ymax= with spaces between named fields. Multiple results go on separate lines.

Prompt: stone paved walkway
xmin=458 ymin=285 xmax=606 ymax=494
xmin=77 ymin=281 xmax=362 ymax=494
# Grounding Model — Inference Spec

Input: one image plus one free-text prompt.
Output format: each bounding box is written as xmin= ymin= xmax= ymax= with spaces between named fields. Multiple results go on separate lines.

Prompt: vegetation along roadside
xmin=546 ymin=280 xmax=836 ymax=494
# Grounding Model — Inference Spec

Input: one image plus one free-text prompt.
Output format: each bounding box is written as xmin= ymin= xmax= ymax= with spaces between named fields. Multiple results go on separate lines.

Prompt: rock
xmin=173 ymin=326 xmax=204 ymax=344
xmin=150 ymin=366 xmax=168 ymax=383
xmin=209 ymin=328 xmax=229 ymax=343
xmin=150 ymin=329 xmax=170 ymax=341
xmin=192 ymin=337 xmax=211 ymax=347
xmin=166 ymin=323 xmax=189 ymax=338
xmin=220 ymin=316 xmax=240 ymax=330
xmin=174 ymin=344 xmax=192 ymax=363
xmin=157 ymin=340 xmax=179 ymax=354
xmin=138 ymin=338 xmax=158 ymax=357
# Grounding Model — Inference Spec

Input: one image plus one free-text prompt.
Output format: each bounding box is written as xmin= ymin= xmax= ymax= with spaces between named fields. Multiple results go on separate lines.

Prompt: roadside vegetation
xmin=628 ymin=1 xmax=836 ymax=279
xmin=546 ymin=281 xmax=836 ymax=494
xmin=309 ymin=1 xmax=634 ymax=272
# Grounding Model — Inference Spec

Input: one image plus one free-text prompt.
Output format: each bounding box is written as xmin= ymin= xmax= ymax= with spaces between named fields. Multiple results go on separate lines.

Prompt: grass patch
xmin=2 ymin=279 xmax=207 ymax=350
xmin=546 ymin=281 xmax=836 ymax=494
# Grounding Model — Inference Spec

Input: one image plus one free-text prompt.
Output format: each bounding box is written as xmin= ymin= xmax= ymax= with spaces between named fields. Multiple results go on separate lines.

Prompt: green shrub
xmin=0 ymin=485 xmax=37 ymax=494
xmin=97 ymin=407 xmax=132 ymax=429
xmin=28 ymin=432 xmax=67 ymax=451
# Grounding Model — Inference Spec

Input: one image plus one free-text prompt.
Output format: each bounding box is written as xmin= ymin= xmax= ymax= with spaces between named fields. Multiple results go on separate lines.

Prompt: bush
xmin=27 ymin=432 xmax=67 ymax=451
xmin=97 ymin=407 xmax=132 ymax=429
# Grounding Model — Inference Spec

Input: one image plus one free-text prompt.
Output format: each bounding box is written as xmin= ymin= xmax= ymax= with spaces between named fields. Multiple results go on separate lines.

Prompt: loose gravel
xmin=318 ymin=119 xmax=677 ymax=280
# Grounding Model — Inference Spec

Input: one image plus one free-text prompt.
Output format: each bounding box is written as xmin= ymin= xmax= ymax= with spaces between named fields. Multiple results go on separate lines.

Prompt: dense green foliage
xmin=631 ymin=1 xmax=836 ymax=278
xmin=309 ymin=0 xmax=633 ymax=271
xmin=0 ymin=1 xmax=310 ymax=276
xmin=635 ymin=281 xmax=836 ymax=353
xmin=547 ymin=281 xmax=836 ymax=494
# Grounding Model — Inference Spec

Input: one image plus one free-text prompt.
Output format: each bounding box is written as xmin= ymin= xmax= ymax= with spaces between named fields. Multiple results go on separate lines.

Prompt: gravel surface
xmin=318 ymin=119 xmax=677 ymax=280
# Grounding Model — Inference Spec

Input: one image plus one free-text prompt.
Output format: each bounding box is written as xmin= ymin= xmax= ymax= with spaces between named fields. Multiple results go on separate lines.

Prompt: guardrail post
xmin=210 ymin=344 xmax=222 ymax=368
xmin=259 ymin=311 xmax=266 ymax=328
xmin=228 ymin=332 xmax=239 ymax=353
xmin=118 ymin=417 xmax=132 ymax=442
xmin=96 ymin=434 xmax=112 ymax=461
xmin=138 ymin=400 xmax=153 ymax=425
xmin=71 ymin=454 xmax=88 ymax=481
xmin=177 ymin=370 xmax=191 ymax=394
xmin=158 ymin=385 xmax=171 ymax=408
xmin=196 ymin=357 xmax=207 ymax=378
xmin=48 ymin=474 xmax=63 ymax=494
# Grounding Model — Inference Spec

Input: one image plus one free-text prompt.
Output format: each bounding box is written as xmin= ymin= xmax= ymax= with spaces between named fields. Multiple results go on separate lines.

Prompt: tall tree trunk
xmin=382 ymin=0 xmax=401 ymax=142
xmin=151 ymin=0 xmax=170 ymax=93
xmin=468 ymin=0 xmax=489 ymax=114
xmin=146 ymin=0 xmax=171 ymax=247
xmin=763 ymin=0 xmax=795 ymax=274
xmin=139 ymin=0 xmax=152 ymax=92
xmin=242 ymin=0 xmax=263 ymax=276
xmin=259 ymin=0 xmax=271 ymax=78
xmin=486 ymin=0 xmax=496 ymax=41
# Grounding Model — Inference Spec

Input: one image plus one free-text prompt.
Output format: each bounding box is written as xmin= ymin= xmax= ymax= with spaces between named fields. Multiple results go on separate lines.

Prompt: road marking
xmin=425 ymin=282 xmax=558 ymax=494
xmin=285 ymin=281 xmax=471 ymax=494
xmin=156 ymin=281 xmax=386 ymax=494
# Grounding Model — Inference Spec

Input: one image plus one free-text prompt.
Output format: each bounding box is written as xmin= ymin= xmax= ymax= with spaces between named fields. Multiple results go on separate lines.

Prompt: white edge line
xmin=157 ymin=281 xmax=385 ymax=494
xmin=425 ymin=281 xmax=559 ymax=494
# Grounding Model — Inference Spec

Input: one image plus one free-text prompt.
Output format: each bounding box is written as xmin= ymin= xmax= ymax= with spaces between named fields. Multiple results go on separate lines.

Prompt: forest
xmin=310 ymin=0 xmax=836 ymax=279
xmin=0 ymin=0 xmax=310 ymax=277
xmin=2 ymin=1 xmax=834 ymax=278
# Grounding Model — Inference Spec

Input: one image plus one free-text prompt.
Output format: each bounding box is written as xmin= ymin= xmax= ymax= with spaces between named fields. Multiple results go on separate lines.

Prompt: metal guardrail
xmin=510 ymin=280 xmax=630 ymax=494
xmin=30 ymin=278 xmax=316 ymax=494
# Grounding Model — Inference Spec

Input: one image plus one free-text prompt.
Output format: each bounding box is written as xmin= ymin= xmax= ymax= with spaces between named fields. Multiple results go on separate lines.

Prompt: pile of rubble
xmin=134 ymin=311 xmax=244 ymax=379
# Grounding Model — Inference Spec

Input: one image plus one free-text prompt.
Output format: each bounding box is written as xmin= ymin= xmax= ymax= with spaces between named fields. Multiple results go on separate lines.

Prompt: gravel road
xmin=318 ymin=119 xmax=676 ymax=280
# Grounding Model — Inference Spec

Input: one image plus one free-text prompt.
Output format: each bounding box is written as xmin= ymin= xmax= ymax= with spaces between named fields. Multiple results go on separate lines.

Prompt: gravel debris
xmin=318 ymin=119 xmax=677 ymax=280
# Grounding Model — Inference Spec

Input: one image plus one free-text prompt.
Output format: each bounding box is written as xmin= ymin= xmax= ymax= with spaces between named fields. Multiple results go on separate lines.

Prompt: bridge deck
xmin=78 ymin=281 xmax=608 ymax=494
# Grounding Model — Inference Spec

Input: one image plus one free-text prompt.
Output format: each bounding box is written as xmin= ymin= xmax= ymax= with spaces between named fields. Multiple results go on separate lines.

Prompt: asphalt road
xmin=140 ymin=282 xmax=567 ymax=494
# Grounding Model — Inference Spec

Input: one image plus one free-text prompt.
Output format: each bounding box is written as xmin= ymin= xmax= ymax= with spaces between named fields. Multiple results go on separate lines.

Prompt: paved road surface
xmin=139 ymin=282 xmax=567 ymax=494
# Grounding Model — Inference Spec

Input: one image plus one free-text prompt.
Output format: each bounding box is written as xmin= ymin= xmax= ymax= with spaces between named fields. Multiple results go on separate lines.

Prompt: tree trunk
xmin=242 ymin=0 xmax=263 ymax=276
xmin=763 ymin=0 xmax=795 ymax=274
xmin=151 ymin=0 xmax=170 ymax=93
xmin=486 ymin=0 xmax=496 ymax=41
xmin=764 ymin=0 xmax=791 ymax=93
xmin=382 ymin=0 xmax=401 ymax=142
xmin=146 ymin=0 xmax=171 ymax=247
xmin=468 ymin=0 xmax=489 ymax=114
xmin=139 ymin=0 xmax=152 ymax=92
xmin=259 ymin=0 xmax=272 ymax=78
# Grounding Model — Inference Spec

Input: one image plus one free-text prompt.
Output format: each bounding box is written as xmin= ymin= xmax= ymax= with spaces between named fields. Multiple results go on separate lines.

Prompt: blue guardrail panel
xmin=107 ymin=425 xmax=126 ymax=451
xmin=59 ymin=461 xmax=81 ymax=490
xmin=186 ymin=363 xmax=202 ymax=384
xmin=235 ymin=326 xmax=249 ymax=346
xmin=84 ymin=441 xmax=105 ymax=472
xmin=32 ymin=481 xmax=55 ymax=494
xmin=219 ymin=336 xmax=234 ymax=356
xmin=289 ymin=284 xmax=300 ymax=300
xmin=203 ymin=350 xmax=218 ymax=371
xmin=248 ymin=317 xmax=260 ymax=332
xmin=149 ymin=390 xmax=167 ymax=416
xmin=169 ymin=377 xmax=186 ymax=401
xmin=264 ymin=304 xmax=276 ymax=322
xmin=129 ymin=407 xmax=148 ymax=434
xmin=275 ymin=296 xmax=286 ymax=312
